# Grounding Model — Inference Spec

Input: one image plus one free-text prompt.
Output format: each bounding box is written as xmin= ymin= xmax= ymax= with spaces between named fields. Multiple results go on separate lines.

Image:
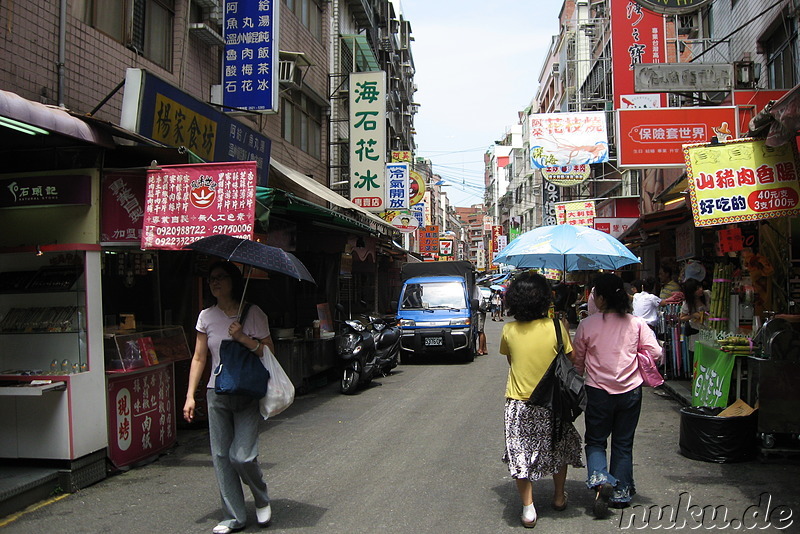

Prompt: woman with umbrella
xmin=183 ymin=261 xmax=274 ymax=533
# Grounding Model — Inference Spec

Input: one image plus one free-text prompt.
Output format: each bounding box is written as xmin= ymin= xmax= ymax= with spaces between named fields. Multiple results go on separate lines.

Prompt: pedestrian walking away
xmin=499 ymin=271 xmax=583 ymax=528
xmin=571 ymin=273 xmax=662 ymax=517
xmin=183 ymin=261 xmax=275 ymax=534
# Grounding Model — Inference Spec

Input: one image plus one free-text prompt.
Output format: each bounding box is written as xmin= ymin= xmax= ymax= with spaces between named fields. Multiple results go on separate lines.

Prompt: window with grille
xmin=76 ymin=0 xmax=174 ymax=70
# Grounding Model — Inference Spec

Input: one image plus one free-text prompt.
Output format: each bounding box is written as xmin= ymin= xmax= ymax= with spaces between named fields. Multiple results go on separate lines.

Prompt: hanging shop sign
xmin=594 ymin=218 xmax=637 ymax=239
xmin=617 ymin=106 xmax=738 ymax=168
xmin=490 ymin=225 xmax=504 ymax=257
xmin=439 ymin=238 xmax=454 ymax=257
xmin=349 ymin=71 xmax=387 ymax=212
xmin=101 ymin=172 xmax=146 ymax=245
xmin=222 ymin=0 xmax=279 ymax=113
xmin=418 ymin=225 xmax=439 ymax=255
xmin=121 ymin=69 xmax=271 ymax=185
xmin=542 ymin=164 xmax=591 ymax=187
xmin=634 ymin=64 xmax=733 ymax=93
xmin=611 ymin=0 xmax=667 ymax=110
xmin=385 ymin=162 xmax=410 ymax=210
xmin=684 ymin=138 xmax=800 ymax=227
xmin=0 ymin=174 xmax=91 ymax=208
xmin=634 ymin=0 xmax=712 ymax=15
xmin=675 ymin=220 xmax=696 ymax=260
xmin=409 ymin=170 xmax=426 ymax=205
xmin=386 ymin=209 xmax=419 ymax=233
xmin=411 ymin=203 xmax=425 ymax=228
xmin=529 ymin=112 xmax=609 ymax=168
xmin=556 ymin=200 xmax=596 ymax=227
xmin=542 ymin=180 xmax=561 ymax=226
xmin=391 ymin=150 xmax=412 ymax=162
xmin=141 ymin=161 xmax=256 ymax=250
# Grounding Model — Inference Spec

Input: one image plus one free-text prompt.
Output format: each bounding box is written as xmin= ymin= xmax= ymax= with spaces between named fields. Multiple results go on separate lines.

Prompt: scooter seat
xmin=376 ymin=328 xmax=401 ymax=348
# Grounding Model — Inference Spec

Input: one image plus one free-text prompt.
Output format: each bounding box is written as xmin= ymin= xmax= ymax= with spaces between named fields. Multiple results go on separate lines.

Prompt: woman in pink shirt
xmin=572 ymin=273 xmax=662 ymax=517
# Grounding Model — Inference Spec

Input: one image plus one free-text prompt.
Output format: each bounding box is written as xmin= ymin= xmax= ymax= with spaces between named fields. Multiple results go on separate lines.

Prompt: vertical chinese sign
xmin=611 ymin=0 xmax=666 ymax=109
xmin=418 ymin=225 xmax=439 ymax=258
xmin=101 ymin=172 xmax=146 ymax=244
xmin=542 ymin=181 xmax=561 ymax=226
xmin=141 ymin=161 xmax=256 ymax=250
xmin=223 ymin=0 xmax=279 ymax=113
xmin=385 ymin=162 xmax=410 ymax=210
xmin=350 ymin=71 xmax=387 ymax=212
xmin=107 ymin=366 xmax=175 ymax=468
xmin=684 ymin=138 xmax=800 ymax=227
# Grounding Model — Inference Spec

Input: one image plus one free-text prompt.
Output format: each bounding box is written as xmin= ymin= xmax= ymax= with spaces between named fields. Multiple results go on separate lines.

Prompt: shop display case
xmin=0 ymin=246 xmax=107 ymax=462
xmin=103 ymin=327 xmax=190 ymax=468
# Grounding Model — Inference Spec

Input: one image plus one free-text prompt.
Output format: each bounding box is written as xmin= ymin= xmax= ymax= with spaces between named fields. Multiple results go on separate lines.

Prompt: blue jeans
xmin=584 ymin=385 xmax=642 ymax=503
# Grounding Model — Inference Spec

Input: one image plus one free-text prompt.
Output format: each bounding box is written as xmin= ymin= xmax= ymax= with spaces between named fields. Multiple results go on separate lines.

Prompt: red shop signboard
xmin=141 ymin=161 xmax=256 ymax=250
xmin=107 ymin=365 xmax=176 ymax=468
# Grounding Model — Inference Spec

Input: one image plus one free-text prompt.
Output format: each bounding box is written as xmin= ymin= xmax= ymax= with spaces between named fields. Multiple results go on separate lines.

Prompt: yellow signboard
xmin=684 ymin=138 xmax=800 ymax=227
xmin=152 ymin=93 xmax=218 ymax=161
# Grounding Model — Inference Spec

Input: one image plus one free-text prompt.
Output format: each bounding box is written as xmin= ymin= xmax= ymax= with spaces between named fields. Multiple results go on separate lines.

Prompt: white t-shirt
xmin=632 ymin=291 xmax=661 ymax=326
xmin=196 ymin=304 xmax=271 ymax=389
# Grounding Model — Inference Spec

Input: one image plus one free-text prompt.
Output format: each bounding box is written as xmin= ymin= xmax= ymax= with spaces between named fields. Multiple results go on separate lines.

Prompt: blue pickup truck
xmin=395 ymin=261 xmax=480 ymax=363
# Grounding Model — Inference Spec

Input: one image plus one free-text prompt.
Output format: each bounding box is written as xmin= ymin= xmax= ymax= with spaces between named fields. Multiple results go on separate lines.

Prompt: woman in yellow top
xmin=500 ymin=271 xmax=583 ymax=528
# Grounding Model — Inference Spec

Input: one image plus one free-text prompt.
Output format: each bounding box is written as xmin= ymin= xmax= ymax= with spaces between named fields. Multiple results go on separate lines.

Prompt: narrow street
xmin=2 ymin=317 xmax=797 ymax=534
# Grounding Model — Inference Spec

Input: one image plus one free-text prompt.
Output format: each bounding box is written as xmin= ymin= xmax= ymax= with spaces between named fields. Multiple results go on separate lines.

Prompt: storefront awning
xmin=269 ymin=159 xmax=394 ymax=234
xmin=341 ymin=35 xmax=381 ymax=72
xmin=256 ymin=187 xmax=372 ymax=233
xmin=0 ymin=89 xmax=114 ymax=147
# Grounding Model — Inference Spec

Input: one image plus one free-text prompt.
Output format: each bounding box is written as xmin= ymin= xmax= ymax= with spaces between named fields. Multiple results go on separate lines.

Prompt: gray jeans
xmin=206 ymin=389 xmax=269 ymax=527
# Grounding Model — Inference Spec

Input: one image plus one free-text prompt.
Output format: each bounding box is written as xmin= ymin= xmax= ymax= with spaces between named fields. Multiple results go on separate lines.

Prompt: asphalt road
xmin=2 ymin=317 xmax=799 ymax=533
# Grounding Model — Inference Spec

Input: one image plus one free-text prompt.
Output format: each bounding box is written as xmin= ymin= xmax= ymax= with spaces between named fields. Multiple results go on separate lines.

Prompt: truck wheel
xmin=341 ymin=361 xmax=361 ymax=394
xmin=461 ymin=347 xmax=476 ymax=363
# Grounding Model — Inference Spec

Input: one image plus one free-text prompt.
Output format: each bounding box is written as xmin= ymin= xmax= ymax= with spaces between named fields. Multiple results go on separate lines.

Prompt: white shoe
xmin=212 ymin=521 xmax=243 ymax=534
xmin=256 ymin=503 xmax=272 ymax=526
xmin=521 ymin=503 xmax=537 ymax=528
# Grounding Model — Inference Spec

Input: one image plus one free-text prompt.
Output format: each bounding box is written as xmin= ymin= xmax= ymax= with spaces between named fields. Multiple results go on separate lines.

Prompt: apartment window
xmin=762 ymin=20 xmax=798 ymax=89
xmin=284 ymin=0 xmax=322 ymax=40
xmin=281 ymin=92 xmax=322 ymax=159
xmin=76 ymin=0 xmax=174 ymax=69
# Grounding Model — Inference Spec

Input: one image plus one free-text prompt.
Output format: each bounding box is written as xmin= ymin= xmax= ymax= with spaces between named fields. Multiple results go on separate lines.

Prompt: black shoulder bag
xmin=213 ymin=303 xmax=271 ymax=398
xmin=527 ymin=318 xmax=587 ymax=445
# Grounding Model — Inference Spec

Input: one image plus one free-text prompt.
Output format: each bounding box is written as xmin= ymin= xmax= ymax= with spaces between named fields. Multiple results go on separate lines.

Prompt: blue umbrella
xmin=494 ymin=224 xmax=639 ymax=272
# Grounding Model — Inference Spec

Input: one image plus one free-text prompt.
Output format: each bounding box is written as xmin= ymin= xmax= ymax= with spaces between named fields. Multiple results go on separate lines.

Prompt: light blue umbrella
xmin=494 ymin=224 xmax=639 ymax=272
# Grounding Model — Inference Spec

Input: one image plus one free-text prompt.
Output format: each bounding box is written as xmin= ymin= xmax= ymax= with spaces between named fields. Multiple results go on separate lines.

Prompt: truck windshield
xmin=401 ymin=282 xmax=465 ymax=309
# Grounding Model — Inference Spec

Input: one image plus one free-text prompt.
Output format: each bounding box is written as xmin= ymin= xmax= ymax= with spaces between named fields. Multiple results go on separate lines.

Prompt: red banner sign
xmin=418 ymin=225 xmax=439 ymax=255
xmin=611 ymin=0 xmax=666 ymax=109
xmin=101 ymin=172 xmax=146 ymax=244
xmin=617 ymin=107 xmax=738 ymax=167
xmin=141 ymin=161 xmax=256 ymax=250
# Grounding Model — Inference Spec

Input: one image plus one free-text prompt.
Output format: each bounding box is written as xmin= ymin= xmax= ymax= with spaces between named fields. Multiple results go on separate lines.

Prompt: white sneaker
xmin=256 ymin=503 xmax=272 ymax=526
xmin=521 ymin=503 xmax=537 ymax=528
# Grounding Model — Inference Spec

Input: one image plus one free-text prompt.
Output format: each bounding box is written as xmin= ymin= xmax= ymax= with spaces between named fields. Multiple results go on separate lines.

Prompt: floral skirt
xmin=503 ymin=399 xmax=584 ymax=480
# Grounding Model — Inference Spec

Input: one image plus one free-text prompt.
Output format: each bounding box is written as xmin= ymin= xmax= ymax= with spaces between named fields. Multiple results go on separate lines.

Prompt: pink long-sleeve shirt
xmin=572 ymin=313 xmax=663 ymax=394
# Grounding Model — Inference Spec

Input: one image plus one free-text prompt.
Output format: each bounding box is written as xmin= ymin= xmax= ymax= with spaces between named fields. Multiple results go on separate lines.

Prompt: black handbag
xmin=213 ymin=304 xmax=270 ymax=398
xmin=527 ymin=318 xmax=587 ymax=446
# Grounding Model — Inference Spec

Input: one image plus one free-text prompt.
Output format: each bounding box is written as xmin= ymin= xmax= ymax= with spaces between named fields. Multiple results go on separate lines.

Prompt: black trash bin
xmin=679 ymin=406 xmax=758 ymax=463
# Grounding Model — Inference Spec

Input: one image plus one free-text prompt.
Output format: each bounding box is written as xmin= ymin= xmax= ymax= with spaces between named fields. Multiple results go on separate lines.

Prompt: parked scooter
xmin=335 ymin=305 xmax=401 ymax=394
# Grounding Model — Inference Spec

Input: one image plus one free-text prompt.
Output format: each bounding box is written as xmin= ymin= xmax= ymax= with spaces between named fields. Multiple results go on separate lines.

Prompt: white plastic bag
xmin=259 ymin=346 xmax=295 ymax=419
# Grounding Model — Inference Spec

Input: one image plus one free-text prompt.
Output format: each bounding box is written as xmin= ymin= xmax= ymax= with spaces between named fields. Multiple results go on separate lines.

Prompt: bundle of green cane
xmin=718 ymin=335 xmax=753 ymax=355
xmin=709 ymin=263 xmax=733 ymax=333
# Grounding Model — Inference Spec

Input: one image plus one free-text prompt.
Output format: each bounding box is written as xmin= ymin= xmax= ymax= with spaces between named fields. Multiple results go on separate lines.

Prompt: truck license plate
xmin=424 ymin=337 xmax=443 ymax=346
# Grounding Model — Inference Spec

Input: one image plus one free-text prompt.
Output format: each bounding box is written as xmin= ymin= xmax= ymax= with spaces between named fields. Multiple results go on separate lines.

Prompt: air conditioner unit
xmin=278 ymin=60 xmax=300 ymax=88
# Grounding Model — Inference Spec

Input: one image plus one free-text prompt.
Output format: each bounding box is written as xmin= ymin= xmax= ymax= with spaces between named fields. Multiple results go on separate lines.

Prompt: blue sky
xmin=397 ymin=1 xmax=564 ymax=206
